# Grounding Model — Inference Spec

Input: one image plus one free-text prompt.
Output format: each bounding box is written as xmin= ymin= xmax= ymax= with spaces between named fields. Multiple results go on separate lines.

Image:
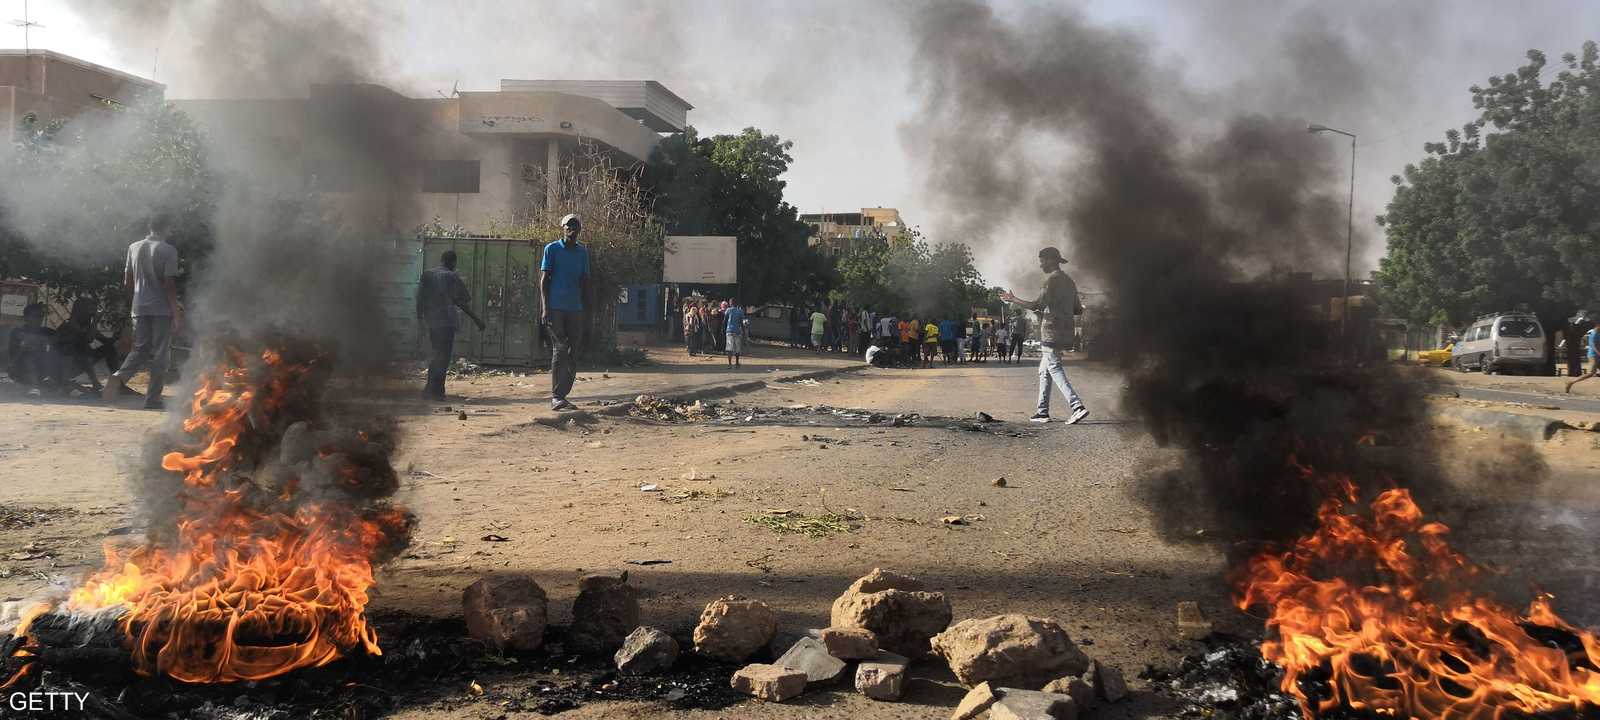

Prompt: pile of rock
xmin=459 ymin=567 xmax=1133 ymax=718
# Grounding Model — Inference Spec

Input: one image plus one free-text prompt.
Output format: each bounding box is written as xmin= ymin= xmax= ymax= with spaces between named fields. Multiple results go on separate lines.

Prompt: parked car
xmin=1416 ymin=343 xmax=1453 ymax=366
xmin=1450 ymin=312 xmax=1550 ymax=375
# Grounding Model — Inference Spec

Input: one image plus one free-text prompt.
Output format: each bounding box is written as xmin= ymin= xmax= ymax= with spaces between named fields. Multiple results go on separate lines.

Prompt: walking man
xmin=1001 ymin=247 xmax=1090 ymax=424
xmin=542 ymin=213 xmax=590 ymax=411
xmin=1565 ymin=318 xmax=1598 ymax=394
xmin=725 ymin=299 xmax=748 ymax=368
xmin=417 ymin=249 xmax=485 ymax=401
xmin=103 ymin=214 xmax=181 ymax=410
xmin=1009 ymin=312 xmax=1028 ymax=362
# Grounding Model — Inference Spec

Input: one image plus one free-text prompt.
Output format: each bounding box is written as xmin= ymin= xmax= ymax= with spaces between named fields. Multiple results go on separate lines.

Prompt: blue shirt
xmin=1588 ymin=328 xmax=1598 ymax=359
xmin=725 ymin=307 xmax=746 ymax=334
xmin=540 ymin=239 xmax=589 ymax=312
xmin=938 ymin=319 xmax=957 ymax=341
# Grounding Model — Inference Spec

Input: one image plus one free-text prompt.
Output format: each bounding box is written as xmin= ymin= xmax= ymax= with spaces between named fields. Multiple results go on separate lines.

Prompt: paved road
xmin=1448 ymin=385 xmax=1600 ymax=414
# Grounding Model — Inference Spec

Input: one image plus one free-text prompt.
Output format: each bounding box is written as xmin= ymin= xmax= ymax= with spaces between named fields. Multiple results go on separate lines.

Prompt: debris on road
xmin=931 ymin=614 xmax=1090 ymax=689
xmin=694 ymin=596 xmax=778 ymax=662
xmin=1176 ymin=601 xmax=1211 ymax=639
xmin=815 ymin=626 xmax=879 ymax=660
xmin=854 ymin=650 xmax=910 ymax=701
xmin=993 ymin=477 xmax=1008 ymax=487
xmin=730 ymin=663 xmax=807 ymax=702
xmin=614 ymin=626 xmax=679 ymax=675
xmin=830 ymin=568 xmax=953 ymax=658
xmin=952 ymin=681 xmax=1001 ymax=719
xmin=624 ymin=558 xmax=672 ymax=566
xmin=570 ymin=571 xmax=639 ymax=654
xmin=745 ymin=508 xmax=857 ymax=537
xmin=774 ymin=637 xmax=847 ymax=684
xmin=462 ymin=575 xmax=549 ymax=652
xmin=989 ymin=687 xmax=1079 ymax=720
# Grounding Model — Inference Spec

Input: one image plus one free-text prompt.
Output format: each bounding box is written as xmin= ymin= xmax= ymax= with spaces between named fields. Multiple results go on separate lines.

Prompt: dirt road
xmin=3 ymin=349 xmax=1596 ymax=719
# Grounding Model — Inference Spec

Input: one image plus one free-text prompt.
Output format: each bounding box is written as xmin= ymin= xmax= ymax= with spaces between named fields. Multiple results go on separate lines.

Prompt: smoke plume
xmin=902 ymin=0 xmax=1475 ymax=551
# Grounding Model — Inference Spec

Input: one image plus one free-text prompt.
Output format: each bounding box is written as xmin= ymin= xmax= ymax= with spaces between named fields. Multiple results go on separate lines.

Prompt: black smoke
xmin=902 ymin=0 xmax=1463 ymax=552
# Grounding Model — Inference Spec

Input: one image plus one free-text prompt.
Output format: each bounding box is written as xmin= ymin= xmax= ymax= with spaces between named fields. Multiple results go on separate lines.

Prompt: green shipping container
xmin=391 ymin=236 xmax=542 ymax=367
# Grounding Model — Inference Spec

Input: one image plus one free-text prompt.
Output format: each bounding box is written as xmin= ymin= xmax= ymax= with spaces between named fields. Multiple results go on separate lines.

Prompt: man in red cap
xmin=1001 ymin=246 xmax=1090 ymax=424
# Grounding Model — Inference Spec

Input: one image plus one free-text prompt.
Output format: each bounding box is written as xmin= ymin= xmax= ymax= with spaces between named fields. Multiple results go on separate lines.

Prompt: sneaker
xmin=1065 ymin=406 xmax=1090 ymax=425
xmin=1028 ymin=413 xmax=1051 ymax=423
xmin=552 ymin=399 xmax=578 ymax=412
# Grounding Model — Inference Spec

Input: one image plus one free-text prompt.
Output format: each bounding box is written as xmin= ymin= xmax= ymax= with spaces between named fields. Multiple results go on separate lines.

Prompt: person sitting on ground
xmin=1565 ymin=319 xmax=1598 ymax=394
xmin=724 ymin=299 xmax=748 ymax=368
xmin=55 ymin=297 xmax=122 ymax=393
xmin=7 ymin=302 xmax=60 ymax=394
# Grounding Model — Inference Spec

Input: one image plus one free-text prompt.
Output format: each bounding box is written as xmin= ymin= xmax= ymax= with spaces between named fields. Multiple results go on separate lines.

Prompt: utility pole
xmin=10 ymin=0 xmax=43 ymax=56
xmin=1308 ymin=123 xmax=1357 ymax=343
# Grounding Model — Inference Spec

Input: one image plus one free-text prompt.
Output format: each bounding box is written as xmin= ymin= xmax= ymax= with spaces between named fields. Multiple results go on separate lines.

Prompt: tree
xmin=0 ymin=100 xmax=216 ymax=312
xmin=644 ymin=127 xmax=824 ymax=306
xmin=837 ymin=233 xmax=988 ymax=318
xmin=1376 ymin=41 xmax=1600 ymax=328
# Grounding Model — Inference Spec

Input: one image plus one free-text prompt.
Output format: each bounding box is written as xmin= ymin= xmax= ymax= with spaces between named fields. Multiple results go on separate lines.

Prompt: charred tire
xmin=1481 ymin=355 xmax=1494 ymax=374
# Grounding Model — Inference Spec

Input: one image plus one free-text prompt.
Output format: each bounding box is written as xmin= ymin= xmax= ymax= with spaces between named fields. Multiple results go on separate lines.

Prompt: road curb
xmin=585 ymin=364 xmax=870 ymax=418
xmin=1432 ymin=404 xmax=1578 ymax=441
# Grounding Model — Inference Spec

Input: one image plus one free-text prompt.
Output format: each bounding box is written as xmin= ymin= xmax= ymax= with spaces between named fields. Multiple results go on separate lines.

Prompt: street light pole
xmin=1308 ymin=123 xmax=1356 ymax=342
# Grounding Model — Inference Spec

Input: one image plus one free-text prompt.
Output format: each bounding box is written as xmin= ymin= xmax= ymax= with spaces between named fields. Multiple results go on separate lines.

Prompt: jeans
xmin=1036 ymin=343 xmax=1084 ymax=416
xmin=548 ymin=309 xmax=584 ymax=402
xmin=114 ymin=315 xmax=173 ymax=402
xmin=424 ymin=325 xmax=456 ymax=399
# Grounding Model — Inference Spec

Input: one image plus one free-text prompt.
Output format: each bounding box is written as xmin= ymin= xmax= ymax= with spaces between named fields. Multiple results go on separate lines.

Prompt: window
xmin=1474 ymin=326 xmax=1491 ymax=341
xmin=1495 ymin=319 xmax=1541 ymax=338
xmin=422 ymin=160 xmax=480 ymax=193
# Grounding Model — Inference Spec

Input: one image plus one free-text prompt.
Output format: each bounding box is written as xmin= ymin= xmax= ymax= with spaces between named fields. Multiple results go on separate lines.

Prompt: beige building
xmin=800 ymin=207 xmax=912 ymax=256
xmin=175 ymin=79 xmax=692 ymax=234
xmin=0 ymin=50 xmax=164 ymax=141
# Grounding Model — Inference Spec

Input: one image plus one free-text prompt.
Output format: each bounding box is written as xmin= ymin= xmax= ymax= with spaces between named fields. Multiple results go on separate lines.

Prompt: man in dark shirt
xmin=56 ymin=297 xmax=121 ymax=393
xmin=7 ymin=302 xmax=59 ymax=394
xmin=541 ymin=213 xmax=590 ymax=411
xmin=1001 ymin=246 xmax=1090 ymax=425
xmin=417 ymin=249 xmax=485 ymax=401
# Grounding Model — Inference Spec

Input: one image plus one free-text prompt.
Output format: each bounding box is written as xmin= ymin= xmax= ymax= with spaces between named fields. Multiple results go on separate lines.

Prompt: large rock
xmin=950 ymin=681 xmax=999 ymax=720
xmin=990 ymin=688 xmax=1078 ymax=720
xmin=829 ymin=568 xmax=952 ymax=657
xmin=931 ymin=614 xmax=1089 ymax=689
xmin=462 ymin=575 xmax=548 ymax=652
xmin=614 ymin=626 xmax=679 ymax=675
xmin=731 ymin=663 xmax=807 ymax=702
xmin=854 ymin=650 xmax=910 ymax=701
xmin=815 ymin=626 xmax=879 ymax=660
xmin=774 ymin=637 xmax=846 ymax=684
xmin=694 ymin=596 xmax=777 ymax=662
xmin=569 ymin=570 xmax=639 ymax=654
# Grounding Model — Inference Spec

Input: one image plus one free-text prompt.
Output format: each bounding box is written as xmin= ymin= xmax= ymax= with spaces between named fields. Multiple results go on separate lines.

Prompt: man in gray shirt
xmin=1001 ymin=246 xmax=1090 ymax=424
xmin=103 ymin=215 xmax=180 ymax=409
xmin=416 ymin=249 xmax=485 ymax=401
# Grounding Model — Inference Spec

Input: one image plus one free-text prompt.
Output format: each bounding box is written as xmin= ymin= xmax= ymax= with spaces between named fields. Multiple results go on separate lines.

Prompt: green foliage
xmin=836 ymin=234 xmax=988 ymax=319
xmin=0 ymin=100 xmax=216 ymax=311
xmin=645 ymin=127 xmax=825 ymax=305
xmin=1376 ymin=41 xmax=1600 ymax=327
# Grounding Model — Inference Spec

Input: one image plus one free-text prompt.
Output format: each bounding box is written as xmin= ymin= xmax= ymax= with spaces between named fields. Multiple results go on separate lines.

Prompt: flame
xmin=52 ymin=347 xmax=413 ymax=684
xmin=1236 ymin=459 xmax=1600 ymax=718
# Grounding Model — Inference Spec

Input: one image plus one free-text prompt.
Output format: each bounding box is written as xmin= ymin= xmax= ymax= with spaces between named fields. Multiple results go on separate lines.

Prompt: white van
xmin=1450 ymin=312 xmax=1549 ymax=375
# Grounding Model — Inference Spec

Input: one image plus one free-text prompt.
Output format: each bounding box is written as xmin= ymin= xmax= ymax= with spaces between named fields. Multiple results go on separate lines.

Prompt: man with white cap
xmin=541 ymin=213 xmax=590 ymax=411
xmin=1001 ymin=246 xmax=1090 ymax=424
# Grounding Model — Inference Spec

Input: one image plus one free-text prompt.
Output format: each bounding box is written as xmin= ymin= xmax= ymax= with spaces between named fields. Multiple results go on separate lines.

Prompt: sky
xmin=4 ymin=0 xmax=1596 ymax=288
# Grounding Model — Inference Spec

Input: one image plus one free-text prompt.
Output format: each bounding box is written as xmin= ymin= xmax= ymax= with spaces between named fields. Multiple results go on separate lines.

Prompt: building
xmin=0 ymin=50 xmax=164 ymax=141
xmin=799 ymin=207 xmax=912 ymax=256
xmin=174 ymin=79 xmax=692 ymax=234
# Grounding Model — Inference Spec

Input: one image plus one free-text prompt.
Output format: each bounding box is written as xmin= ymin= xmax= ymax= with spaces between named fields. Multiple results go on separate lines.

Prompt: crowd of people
xmin=682 ymin=296 xmax=749 ymax=367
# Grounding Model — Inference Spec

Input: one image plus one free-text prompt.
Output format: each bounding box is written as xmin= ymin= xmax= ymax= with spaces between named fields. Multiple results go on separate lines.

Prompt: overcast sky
xmin=5 ymin=0 xmax=1595 ymax=286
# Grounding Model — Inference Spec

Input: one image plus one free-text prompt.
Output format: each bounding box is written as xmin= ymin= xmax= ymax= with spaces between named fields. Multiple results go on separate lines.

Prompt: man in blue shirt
xmin=938 ymin=318 xmax=958 ymax=364
xmin=724 ymin=299 xmax=748 ymax=368
xmin=541 ymin=213 xmax=590 ymax=411
xmin=1565 ymin=318 xmax=1598 ymax=394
